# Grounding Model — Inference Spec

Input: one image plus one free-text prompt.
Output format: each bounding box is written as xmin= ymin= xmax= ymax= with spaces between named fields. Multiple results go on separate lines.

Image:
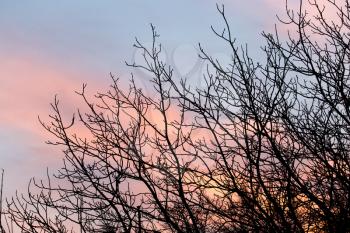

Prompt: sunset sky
xmin=0 ymin=1 xmax=290 ymax=197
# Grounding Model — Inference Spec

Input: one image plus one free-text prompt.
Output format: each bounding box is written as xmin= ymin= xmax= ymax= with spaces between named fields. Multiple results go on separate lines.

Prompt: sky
xmin=0 ymin=0 xmax=292 ymax=198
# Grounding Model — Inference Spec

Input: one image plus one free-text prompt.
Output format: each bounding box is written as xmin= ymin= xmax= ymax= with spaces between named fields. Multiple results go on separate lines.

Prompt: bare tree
xmin=5 ymin=1 xmax=350 ymax=232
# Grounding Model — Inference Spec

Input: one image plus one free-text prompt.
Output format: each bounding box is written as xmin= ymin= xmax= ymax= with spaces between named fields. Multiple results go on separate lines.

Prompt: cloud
xmin=0 ymin=52 xmax=114 ymax=132
xmin=0 ymin=53 xmax=109 ymax=196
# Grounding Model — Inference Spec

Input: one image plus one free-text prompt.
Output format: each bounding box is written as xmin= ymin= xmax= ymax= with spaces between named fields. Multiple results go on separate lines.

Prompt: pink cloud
xmin=0 ymin=54 xmax=109 ymax=138
xmin=0 ymin=53 xmax=110 ymax=194
xmin=262 ymin=0 xmax=343 ymax=39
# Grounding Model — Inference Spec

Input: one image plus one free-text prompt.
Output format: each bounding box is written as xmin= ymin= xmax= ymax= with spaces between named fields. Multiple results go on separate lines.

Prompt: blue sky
xmin=0 ymin=0 xmax=286 ymax=197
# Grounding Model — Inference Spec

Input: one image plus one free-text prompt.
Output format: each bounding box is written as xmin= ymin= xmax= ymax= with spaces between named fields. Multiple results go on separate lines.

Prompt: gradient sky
xmin=0 ymin=1 xmax=291 ymax=198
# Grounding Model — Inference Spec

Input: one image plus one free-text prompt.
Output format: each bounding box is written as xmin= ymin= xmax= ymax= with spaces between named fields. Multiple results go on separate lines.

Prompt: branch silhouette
xmin=4 ymin=1 xmax=350 ymax=232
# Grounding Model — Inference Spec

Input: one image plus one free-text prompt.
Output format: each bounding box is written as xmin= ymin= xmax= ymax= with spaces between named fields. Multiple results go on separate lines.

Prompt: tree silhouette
xmin=5 ymin=1 xmax=350 ymax=232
